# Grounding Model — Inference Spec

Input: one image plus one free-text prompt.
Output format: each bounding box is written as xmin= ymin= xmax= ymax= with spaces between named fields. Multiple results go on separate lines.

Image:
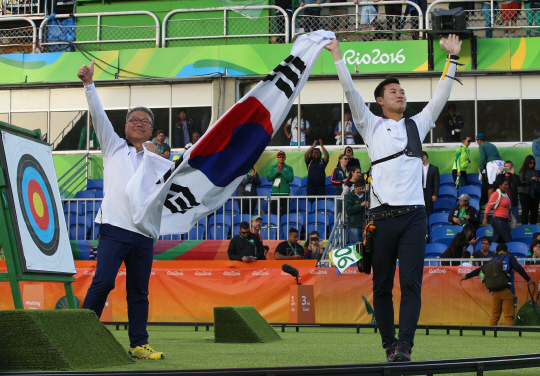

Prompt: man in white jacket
xmin=77 ymin=61 xmax=172 ymax=360
xmin=326 ymin=35 xmax=462 ymax=362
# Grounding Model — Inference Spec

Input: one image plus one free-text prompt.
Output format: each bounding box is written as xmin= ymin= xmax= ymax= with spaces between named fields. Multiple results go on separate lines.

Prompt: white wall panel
xmin=300 ymin=81 xmax=343 ymax=104
xmin=172 ymin=83 xmax=212 ymax=107
xmin=50 ymin=88 xmax=87 ymax=111
xmin=477 ymin=76 xmax=519 ymax=99
xmin=521 ymin=76 xmax=540 ymax=99
xmin=94 ymin=87 xmax=130 ymax=109
xmin=11 ymin=89 xmax=49 ymax=112
xmin=131 ymin=85 xmax=171 ymax=108
xmin=431 ymin=77 xmax=476 ymax=100
xmin=0 ymin=91 xmax=10 ymax=113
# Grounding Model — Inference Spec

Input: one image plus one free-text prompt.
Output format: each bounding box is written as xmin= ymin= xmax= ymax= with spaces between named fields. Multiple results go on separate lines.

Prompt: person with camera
xmin=448 ymin=193 xmax=479 ymax=230
xmin=518 ymin=155 xmax=540 ymax=225
xmin=304 ymin=230 xmax=325 ymax=260
xmin=461 ymin=243 xmax=534 ymax=326
xmin=345 ymin=179 xmax=368 ymax=244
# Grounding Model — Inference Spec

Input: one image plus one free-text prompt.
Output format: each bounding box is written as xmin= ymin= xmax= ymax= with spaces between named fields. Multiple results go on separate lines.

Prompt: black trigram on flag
xmin=164 ymin=183 xmax=200 ymax=214
xmin=263 ymin=55 xmax=307 ymax=99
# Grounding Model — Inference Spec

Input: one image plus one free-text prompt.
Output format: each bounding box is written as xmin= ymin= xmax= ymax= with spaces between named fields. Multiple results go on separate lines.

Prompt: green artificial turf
xmin=90 ymin=326 xmax=540 ymax=375
xmin=214 ymin=305 xmax=281 ymax=343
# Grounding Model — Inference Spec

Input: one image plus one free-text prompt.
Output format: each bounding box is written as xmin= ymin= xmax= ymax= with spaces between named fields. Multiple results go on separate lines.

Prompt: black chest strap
xmin=371 ymin=118 xmax=423 ymax=167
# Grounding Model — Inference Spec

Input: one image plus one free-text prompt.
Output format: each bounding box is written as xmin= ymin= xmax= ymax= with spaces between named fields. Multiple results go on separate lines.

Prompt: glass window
xmin=269 ymin=107 xmax=297 ymax=147
xmin=50 ymin=111 xmax=88 ymax=151
xmin=103 ymin=109 xmax=130 ymax=139
xmin=477 ymin=100 xmax=520 ymax=142
xmin=10 ymin=112 xmax=48 ymax=142
xmin=148 ymin=108 xmax=171 ymax=147
xmin=171 ymin=107 xmax=211 ymax=148
xmin=433 ymin=100 xmax=475 ymax=144
xmin=522 ymin=99 xmax=540 ymax=142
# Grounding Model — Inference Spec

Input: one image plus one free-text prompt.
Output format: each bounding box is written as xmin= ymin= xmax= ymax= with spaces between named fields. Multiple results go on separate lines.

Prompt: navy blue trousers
xmin=370 ymin=206 xmax=427 ymax=349
xmin=82 ymin=224 xmax=154 ymax=348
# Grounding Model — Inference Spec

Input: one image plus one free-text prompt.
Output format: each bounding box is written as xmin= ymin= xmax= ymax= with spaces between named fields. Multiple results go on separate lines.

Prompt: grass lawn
xmin=98 ymin=326 xmax=540 ymax=375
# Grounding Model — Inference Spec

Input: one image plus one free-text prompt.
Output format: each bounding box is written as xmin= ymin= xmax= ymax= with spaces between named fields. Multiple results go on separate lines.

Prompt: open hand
xmin=441 ymin=34 xmax=462 ymax=56
xmin=77 ymin=60 xmax=95 ymax=86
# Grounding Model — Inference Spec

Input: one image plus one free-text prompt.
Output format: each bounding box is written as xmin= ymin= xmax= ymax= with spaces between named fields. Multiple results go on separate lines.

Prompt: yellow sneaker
xmin=128 ymin=344 xmax=164 ymax=360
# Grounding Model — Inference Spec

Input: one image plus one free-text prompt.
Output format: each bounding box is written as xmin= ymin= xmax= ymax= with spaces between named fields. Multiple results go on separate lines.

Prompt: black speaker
xmin=430 ymin=7 xmax=467 ymax=32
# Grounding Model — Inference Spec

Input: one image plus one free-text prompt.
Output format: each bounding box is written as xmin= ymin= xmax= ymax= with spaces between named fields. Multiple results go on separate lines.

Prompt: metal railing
xmin=0 ymin=16 xmax=36 ymax=53
xmin=39 ymin=11 xmax=160 ymax=52
xmin=292 ymin=2 xmax=424 ymax=41
xmin=1 ymin=0 xmax=44 ymax=16
xmin=427 ymin=0 xmax=540 ymax=38
xmin=51 ymin=110 xmax=85 ymax=150
xmin=162 ymin=6 xmax=290 ymax=48
xmin=57 ymin=153 xmax=90 ymax=198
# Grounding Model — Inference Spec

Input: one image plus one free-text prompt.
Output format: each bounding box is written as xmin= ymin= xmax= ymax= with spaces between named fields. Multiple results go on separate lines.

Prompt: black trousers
xmin=306 ymin=184 xmax=325 ymax=203
xmin=452 ymin=169 xmax=468 ymax=186
xmin=519 ymin=194 xmax=539 ymax=224
xmin=385 ymin=5 xmax=402 ymax=40
xmin=370 ymin=206 xmax=427 ymax=349
xmin=423 ymin=189 xmax=434 ymax=216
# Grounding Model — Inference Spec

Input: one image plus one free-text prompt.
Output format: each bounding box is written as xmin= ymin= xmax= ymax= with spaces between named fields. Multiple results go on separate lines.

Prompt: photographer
xmin=448 ymin=194 xmax=479 ymax=230
xmin=304 ymin=230 xmax=325 ymax=260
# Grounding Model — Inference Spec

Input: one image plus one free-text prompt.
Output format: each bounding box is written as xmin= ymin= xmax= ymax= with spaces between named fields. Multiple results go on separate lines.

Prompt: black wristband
xmin=448 ymin=55 xmax=460 ymax=60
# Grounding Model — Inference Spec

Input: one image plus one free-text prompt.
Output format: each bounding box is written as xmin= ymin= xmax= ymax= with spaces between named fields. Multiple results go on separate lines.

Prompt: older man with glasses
xmin=227 ymin=222 xmax=266 ymax=262
xmin=452 ymin=136 xmax=472 ymax=188
xmin=77 ymin=61 xmax=173 ymax=360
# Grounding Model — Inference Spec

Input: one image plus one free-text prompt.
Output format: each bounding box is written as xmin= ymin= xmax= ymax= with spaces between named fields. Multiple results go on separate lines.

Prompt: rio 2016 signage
xmin=332 ymin=40 xmax=428 ymax=73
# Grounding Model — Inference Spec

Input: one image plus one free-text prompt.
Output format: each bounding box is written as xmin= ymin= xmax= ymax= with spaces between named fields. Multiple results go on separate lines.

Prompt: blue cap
xmin=475 ymin=134 xmax=486 ymax=141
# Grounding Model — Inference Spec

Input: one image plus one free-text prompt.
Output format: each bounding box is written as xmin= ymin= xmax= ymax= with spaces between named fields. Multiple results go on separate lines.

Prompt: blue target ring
xmin=21 ymin=167 xmax=55 ymax=244
xmin=16 ymin=154 xmax=60 ymax=256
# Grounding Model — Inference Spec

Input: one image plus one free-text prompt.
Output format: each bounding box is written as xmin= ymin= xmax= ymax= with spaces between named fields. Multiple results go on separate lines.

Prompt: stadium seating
xmin=325 ymin=176 xmax=332 ymax=186
xmin=232 ymin=214 xmax=253 ymax=235
xmin=439 ymin=174 xmax=455 ymax=187
xmin=433 ymin=198 xmax=455 ymax=213
xmin=431 ymin=226 xmax=457 ymax=247
xmin=429 ymin=213 xmax=451 ymax=230
xmin=216 ymin=200 xmax=240 ymax=216
xmin=302 ymin=176 xmax=308 ymax=187
xmin=511 ymin=225 xmax=540 ymax=244
xmin=325 ymin=185 xmax=336 ymax=196
xmin=291 ymin=176 xmax=302 ymax=188
xmin=425 ymin=243 xmax=447 ymax=256
xmin=466 ymin=174 xmax=482 ymax=188
xmin=307 ymin=212 xmax=328 ymax=238
xmin=208 ymin=214 xmax=232 ymax=240
xmin=69 ymin=216 xmax=89 ymax=240
xmin=506 ymin=242 xmax=529 ymax=256
xmin=160 ymin=234 xmax=181 ymax=240
xmin=95 ymin=191 xmax=104 ymax=199
xmin=476 ymin=226 xmax=494 ymax=239
xmin=183 ymin=218 xmax=207 ymax=240
xmin=280 ymin=213 xmax=305 ymax=239
xmin=260 ymin=214 xmax=278 ymax=240
xmin=86 ymin=179 xmax=103 ymax=191
xmin=438 ymin=186 xmax=457 ymax=200
xmin=312 ymin=199 xmax=335 ymax=214
xmin=424 ymin=253 xmax=441 ymax=266
xmin=468 ymin=198 xmax=480 ymax=212
xmin=259 ymin=177 xmax=272 ymax=188
xmin=458 ymin=186 xmax=481 ymax=201
xmin=289 ymin=198 xmax=310 ymax=217
xmin=292 ymin=187 xmax=307 ymax=196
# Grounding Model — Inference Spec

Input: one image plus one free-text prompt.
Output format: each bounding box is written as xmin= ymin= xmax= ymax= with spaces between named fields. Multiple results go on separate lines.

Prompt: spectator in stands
xmin=527 ymin=239 xmax=540 ymax=265
xmin=78 ymin=117 xmax=100 ymax=150
xmin=269 ymin=151 xmax=294 ymax=216
xmin=305 ymin=139 xmax=329 ymax=200
xmin=501 ymin=0 xmax=521 ymax=38
xmin=275 ymin=228 xmax=306 ymax=260
xmin=155 ymin=130 xmax=171 ymax=160
xmin=174 ymin=108 xmax=195 ymax=148
xmin=345 ymin=178 xmax=368 ymax=244
xmin=304 ymin=230 xmax=325 ymax=260
xmin=472 ymin=236 xmax=495 ymax=266
xmin=343 ymin=166 xmax=362 ymax=196
xmin=483 ymin=174 xmax=513 ymax=244
xmin=482 ymin=1 xmax=495 ymax=38
xmin=534 ymin=232 xmax=540 ymax=241
xmin=448 ymin=193 xmax=479 ymax=230
xmin=525 ymin=0 xmax=540 ymax=37
xmin=476 ymin=133 xmax=504 ymax=202
xmin=334 ymin=109 xmax=359 ymax=145
xmin=192 ymin=132 xmax=201 ymax=144
xmin=274 ymin=0 xmax=293 ymax=43
xmin=236 ymin=167 xmax=261 ymax=214
xmin=251 ymin=215 xmax=270 ymax=257
xmin=461 ymin=250 xmax=473 ymax=267
xmin=462 ymin=223 xmax=479 ymax=247
xmin=300 ymin=0 xmax=327 ymax=32
xmin=503 ymin=160 xmax=520 ymax=222
xmin=440 ymin=232 xmax=469 ymax=266
xmin=359 ymin=0 xmax=378 ymax=41
xmin=337 ymin=146 xmax=361 ymax=169
xmin=532 ymin=130 xmax=540 ymax=170
xmin=518 ymin=155 xmax=540 ymax=225
xmin=462 ymin=243 xmax=534 ymax=327
xmin=452 ymin=136 xmax=471 ymax=188
xmin=284 ymin=106 xmax=310 ymax=146
xmin=384 ymin=0 xmax=402 ymax=40
xmin=445 ymin=104 xmax=465 ymax=142
xmin=228 ymin=222 xmax=266 ymax=262
xmin=77 ymin=61 xmax=167 ymax=359
xmin=331 ymin=153 xmax=350 ymax=195
xmin=422 ymin=151 xmax=439 ymax=216
xmin=329 ymin=0 xmax=348 ymax=38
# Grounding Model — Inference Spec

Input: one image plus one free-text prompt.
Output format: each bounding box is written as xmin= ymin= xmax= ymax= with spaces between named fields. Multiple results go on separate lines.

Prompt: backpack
xmin=483 ymin=254 xmax=510 ymax=291
xmin=514 ymin=282 xmax=540 ymax=326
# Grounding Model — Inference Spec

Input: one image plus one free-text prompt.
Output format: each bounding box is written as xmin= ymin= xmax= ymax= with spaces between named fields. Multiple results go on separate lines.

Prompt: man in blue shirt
xmin=305 ymin=139 xmax=329 ymax=201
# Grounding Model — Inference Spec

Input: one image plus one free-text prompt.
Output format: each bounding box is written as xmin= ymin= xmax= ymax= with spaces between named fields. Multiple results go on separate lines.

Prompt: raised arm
xmin=77 ymin=60 xmax=121 ymax=155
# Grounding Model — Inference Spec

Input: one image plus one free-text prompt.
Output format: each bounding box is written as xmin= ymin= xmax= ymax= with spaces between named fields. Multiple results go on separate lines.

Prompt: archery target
xmin=1 ymin=131 xmax=75 ymax=274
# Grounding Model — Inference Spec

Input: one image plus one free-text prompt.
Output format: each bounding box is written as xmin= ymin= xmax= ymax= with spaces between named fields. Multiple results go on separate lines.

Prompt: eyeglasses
xmin=128 ymin=117 xmax=152 ymax=126
xmin=530 ymin=162 xmax=536 ymax=165
xmin=277 ymin=156 xmax=285 ymax=159
xmin=342 ymin=158 xmax=349 ymax=160
xmin=465 ymin=139 xmax=472 ymax=143
xmin=240 ymin=230 xmax=250 ymax=236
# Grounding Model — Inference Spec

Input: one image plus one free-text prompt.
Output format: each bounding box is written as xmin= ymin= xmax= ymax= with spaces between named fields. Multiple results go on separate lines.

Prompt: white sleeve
xmin=414 ymin=60 xmax=458 ymax=139
xmin=84 ymin=83 xmax=122 ymax=156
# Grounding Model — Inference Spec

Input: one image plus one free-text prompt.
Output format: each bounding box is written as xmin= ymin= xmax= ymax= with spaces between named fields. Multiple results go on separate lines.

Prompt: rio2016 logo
xmin=343 ymin=49 xmax=406 ymax=65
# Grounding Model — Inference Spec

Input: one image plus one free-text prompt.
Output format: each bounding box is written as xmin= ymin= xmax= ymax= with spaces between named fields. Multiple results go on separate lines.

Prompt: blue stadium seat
xmin=431 ymin=226 xmax=457 ymax=247
xmin=325 ymin=185 xmax=336 ymax=196
xmin=425 ymin=243 xmax=447 ymax=256
xmin=302 ymin=176 xmax=308 ymax=187
xmin=160 ymin=234 xmax=181 ymax=240
xmin=424 ymin=253 xmax=441 ymax=266
xmin=438 ymin=186 xmax=457 ymax=200
xmin=506 ymin=242 xmax=529 ymax=256
xmin=511 ymin=225 xmax=540 ymax=244
xmin=257 ymin=187 xmax=271 ymax=197
xmin=207 ymin=214 xmax=232 ymax=240
xmin=292 ymin=187 xmax=307 ymax=196
xmin=307 ymin=212 xmax=328 ymax=239
xmin=232 ymin=214 xmax=253 ymax=235
xmin=468 ymin=198 xmax=480 ymax=212
xmin=312 ymin=199 xmax=335 ymax=214
xmin=280 ymin=213 xmax=305 ymax=239
xmin=85 ymin=199 xmax=102 ymax=215
xmin=261 ymin=214 xmax=278 ymax=240
xmin=86 ymin=179 xmax=104 ymax=191
xmin=291 ymin=176 xmax=302 ymax=188
xmin=325 ymin=176 xmax=332 ymax=186
xmin=216 ymin=200 xmax=240 ymax=216
xmin=69 ymin=216 xmax=89 ymax=240
xmin=433 ymin=198 xmax=455 ymax=213
xmin=429 ymin=213 xmax=451 ymax=230
xmin=439 ymin=174 xmax=455 ymax=187
xmin=458 ymin=186 xmax=481 ymax=201
xmin=75 ymin=190 xmax=96 ymax=199
xmin=183 ymin=218 xmax=206 ymax=240
xmin=509 ymin=252 xmax=528 ymax=265
xmin=466 ymin=174 xmax=482 ymax=188
xmin=95 ymin=191 xmax=104 ymax=199
xmin=476 ymin=226 xmax=494 ymax=239
xmin=259 ymin=177 xmax=272 ymax=188
xmin=63 ymin=202 xmax=78 ymax=215
xmin=289 ymin=198 xmax=311 ymax=216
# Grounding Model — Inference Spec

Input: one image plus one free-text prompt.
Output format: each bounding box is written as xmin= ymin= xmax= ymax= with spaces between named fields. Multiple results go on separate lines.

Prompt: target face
xmin=0 ymin=131 xmax=75 ymax=274
xmin=17 ymin=154 xmax=60 ymax=256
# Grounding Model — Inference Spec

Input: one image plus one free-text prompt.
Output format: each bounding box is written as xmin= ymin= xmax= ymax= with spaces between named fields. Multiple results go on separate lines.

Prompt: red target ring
xmin=27 ymin=179 xmax=49 ymax=231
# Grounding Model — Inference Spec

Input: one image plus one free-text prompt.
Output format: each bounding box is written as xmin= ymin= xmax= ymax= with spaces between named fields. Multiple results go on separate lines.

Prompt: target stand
xmin=0 ymin=121 xmax=77 ymax=309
